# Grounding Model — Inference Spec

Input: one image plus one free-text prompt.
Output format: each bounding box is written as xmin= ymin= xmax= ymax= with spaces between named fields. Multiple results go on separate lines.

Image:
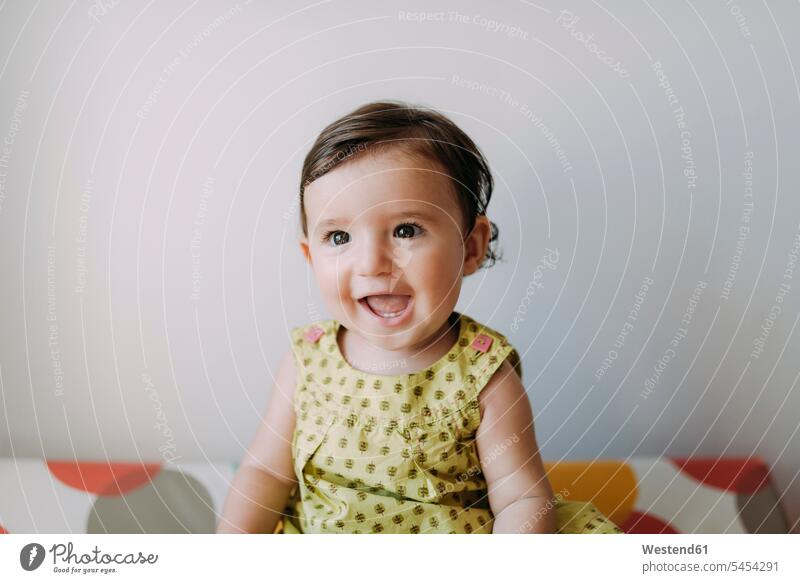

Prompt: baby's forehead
xmin=311 ymin=149 xmax=449 ymax=190
xmin=304 ymin=151 xmax=461 ymax=223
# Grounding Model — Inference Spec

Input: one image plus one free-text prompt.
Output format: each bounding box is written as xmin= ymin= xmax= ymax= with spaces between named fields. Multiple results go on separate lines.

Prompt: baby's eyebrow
xmin=392 ymin=210 xmax=439 ymax=222
xmin=314 ymin=217 xmax=348 ymax=233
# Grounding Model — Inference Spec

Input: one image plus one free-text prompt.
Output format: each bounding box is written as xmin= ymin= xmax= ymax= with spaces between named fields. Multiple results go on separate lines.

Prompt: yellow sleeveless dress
xmin=275 ymin=311 xmax=622 ymax=534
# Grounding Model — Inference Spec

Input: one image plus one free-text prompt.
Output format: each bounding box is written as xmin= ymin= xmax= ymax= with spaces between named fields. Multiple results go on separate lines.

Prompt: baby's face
xmin=300 ymin=149 xmax=483 ymax=351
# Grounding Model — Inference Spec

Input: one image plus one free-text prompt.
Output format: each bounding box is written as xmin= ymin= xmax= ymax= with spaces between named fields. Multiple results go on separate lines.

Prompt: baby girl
xmin=217 ymin=101 xmax=622 ymax=534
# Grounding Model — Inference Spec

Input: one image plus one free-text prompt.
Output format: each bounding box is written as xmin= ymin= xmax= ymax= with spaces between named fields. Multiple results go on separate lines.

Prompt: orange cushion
xmin=545 ymin=460 xmax=637 ymax=526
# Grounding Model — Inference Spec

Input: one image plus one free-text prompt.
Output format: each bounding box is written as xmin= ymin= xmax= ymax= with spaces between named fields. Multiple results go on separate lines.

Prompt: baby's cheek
xmin=426 ymin=252 xmax=462 ymax=291
xmin=314 ymin=265 xmax=347 ymax=306
xmin=316 ymin=262 xmax=340 ymax=288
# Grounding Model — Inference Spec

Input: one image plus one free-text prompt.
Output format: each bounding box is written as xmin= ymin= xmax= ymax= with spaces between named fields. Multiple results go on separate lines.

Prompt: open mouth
xmin=358 ymin=294 xmax=413 ymax=323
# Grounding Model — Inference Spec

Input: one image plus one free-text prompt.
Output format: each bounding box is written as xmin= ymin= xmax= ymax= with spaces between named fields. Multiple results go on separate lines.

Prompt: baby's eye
xmin=323 ymin=230 xmax=350 ymax=246
xmin=394 ymin=222 xmax=424 ymax=239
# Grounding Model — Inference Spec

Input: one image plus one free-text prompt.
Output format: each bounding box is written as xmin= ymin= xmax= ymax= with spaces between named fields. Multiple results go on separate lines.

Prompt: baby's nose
xmin=355 ymin=235 xmax=395 ymax=276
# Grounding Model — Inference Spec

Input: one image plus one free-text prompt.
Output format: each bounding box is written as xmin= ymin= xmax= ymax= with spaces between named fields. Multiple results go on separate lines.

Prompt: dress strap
xmin=457 ymin=315 xmax=523 ymax=400
xmin=289 ymin=321 xmax=335 ymax=392
xmin=290 ymin=319 xmax=337 ymax=356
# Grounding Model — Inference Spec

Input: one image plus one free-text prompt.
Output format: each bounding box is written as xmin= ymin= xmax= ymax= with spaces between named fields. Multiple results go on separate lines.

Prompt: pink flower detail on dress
xmin=304 ymin=326 xmax=324 ymax=343
xmin=471 ymin=333 xmax=493 ymax=353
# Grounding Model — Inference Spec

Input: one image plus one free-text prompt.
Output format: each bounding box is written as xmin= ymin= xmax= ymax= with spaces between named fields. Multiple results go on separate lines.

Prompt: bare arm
xmin=216 ymin=348 xmax=298 ymax=534
xmin=476 ymin=360 xmax=556 ymax=534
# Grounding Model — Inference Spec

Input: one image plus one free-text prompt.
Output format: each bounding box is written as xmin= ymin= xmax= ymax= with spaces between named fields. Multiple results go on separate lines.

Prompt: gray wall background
xmin=1 ymin=0 xmax=799 ymax=531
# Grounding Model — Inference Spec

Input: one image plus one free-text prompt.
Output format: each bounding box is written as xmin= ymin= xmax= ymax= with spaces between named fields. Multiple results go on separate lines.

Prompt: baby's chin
xmin=351 ymin=307 xmax=456 ymax=352
xmin=347 ymin=314 xmax=419 ymax=348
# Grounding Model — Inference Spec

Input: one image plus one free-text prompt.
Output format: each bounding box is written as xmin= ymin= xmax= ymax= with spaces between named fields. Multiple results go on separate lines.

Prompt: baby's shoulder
xmin=274 ymin=347 xmax=299 ymax=397
xmin=477 ymin=358 xmax=525 ymax=418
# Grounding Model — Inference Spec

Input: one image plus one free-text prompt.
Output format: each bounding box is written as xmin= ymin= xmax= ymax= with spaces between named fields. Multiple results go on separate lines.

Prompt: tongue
xmin=365 ymin=295 xmax=410 ymax=316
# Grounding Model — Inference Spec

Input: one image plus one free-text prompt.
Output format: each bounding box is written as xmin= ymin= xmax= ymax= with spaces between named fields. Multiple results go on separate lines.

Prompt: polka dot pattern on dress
xmin=282 ymin=312 xmax=520 ymax=534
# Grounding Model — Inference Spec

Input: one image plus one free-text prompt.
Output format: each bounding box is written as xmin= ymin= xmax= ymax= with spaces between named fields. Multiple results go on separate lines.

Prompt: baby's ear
xmin=463 ymin=215 xmax=491 ymax=276
xmin=299 ymin=237 xmax=312 ymax=264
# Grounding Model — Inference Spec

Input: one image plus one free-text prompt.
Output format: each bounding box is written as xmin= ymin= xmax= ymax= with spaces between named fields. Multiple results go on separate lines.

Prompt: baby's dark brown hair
xmin=299 ymin=100 xmax=501 ymax=268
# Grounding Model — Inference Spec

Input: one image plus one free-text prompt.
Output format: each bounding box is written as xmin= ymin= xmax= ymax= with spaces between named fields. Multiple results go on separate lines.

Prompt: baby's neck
xmin=338 ymin=313 xmax=459 ymax=375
